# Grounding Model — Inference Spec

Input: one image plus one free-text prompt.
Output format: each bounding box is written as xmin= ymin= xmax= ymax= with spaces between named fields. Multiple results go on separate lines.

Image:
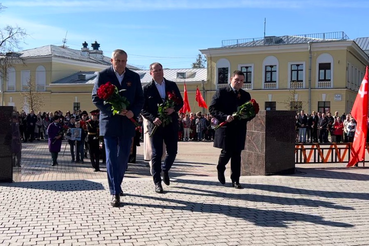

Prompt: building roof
xmin=53 ymin=68 xmax=207 ymax=86
xmin=137 ymin=68 xmax=207 ymax=85
xmin=221 ymin=31 xmax=350 ymax=48
xmin=354 ymin=37 xmax=369 ymax=52
xmin=53 ymin=71 xmax=98 ymax=85
xmin=17 ymin=45 xmax=139 ymax=69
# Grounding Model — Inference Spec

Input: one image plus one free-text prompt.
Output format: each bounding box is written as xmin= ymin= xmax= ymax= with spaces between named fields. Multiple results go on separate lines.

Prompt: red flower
xmin=149 ymin=91 xmax=180 ymax=136
xmin=97 ymin=82 xmax=139 ymax=126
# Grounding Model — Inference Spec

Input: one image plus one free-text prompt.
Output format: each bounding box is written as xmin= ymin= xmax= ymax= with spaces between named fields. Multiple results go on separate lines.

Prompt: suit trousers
xmin=217 ymin=149 xmax=242 ymax=183
xmin=104 ymin=136 xmax=132 ymax=195
xmin=150 ymin=126 xmax=178 ymax=184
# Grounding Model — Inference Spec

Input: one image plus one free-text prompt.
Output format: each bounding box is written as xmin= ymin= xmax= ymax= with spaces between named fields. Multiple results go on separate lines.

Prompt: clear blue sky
xmin=0 ymin=0 xmax=368 ymax=69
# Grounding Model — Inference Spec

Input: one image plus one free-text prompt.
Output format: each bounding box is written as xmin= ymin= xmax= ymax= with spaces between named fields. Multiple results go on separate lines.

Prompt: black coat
xmin=209 ymin=85 xmax=251 ymax=151
xmin=141 ymin=78 xmax=184 ymax=134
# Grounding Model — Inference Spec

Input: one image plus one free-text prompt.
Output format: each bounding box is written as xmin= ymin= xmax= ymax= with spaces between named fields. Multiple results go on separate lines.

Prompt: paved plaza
xmin=1 ymin=140 xmax=369 ymax=245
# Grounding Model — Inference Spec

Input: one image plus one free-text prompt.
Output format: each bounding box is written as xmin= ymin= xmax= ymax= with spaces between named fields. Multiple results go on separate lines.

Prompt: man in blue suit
xmin=92 ymin=49 xmax=144 ymax=207
xmin=141 ymin=62 xmax=183 ymax=193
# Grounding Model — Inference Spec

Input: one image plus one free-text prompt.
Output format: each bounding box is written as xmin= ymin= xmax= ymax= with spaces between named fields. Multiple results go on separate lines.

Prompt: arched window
xmin=262 ymin=56 xmax=279 ymax=89
xmin=36 ymin=66 xmax=46 ymax=91
xmin=7 ymin=67 xmax=16 ymax=91
xmin=216 ymin=58 xmax=230 ymax=88
xmin=316 ymin=53 xmax=333 ymax=88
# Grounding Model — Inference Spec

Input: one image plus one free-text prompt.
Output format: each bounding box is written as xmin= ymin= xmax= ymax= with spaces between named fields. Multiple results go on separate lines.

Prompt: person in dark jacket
xmin=141 ymin=62 xmax=183 ymax=194
xmin=47 ymin=115 xmax=63 ymax=166
xmin=209 ymin=70 xmax=252 ymax=189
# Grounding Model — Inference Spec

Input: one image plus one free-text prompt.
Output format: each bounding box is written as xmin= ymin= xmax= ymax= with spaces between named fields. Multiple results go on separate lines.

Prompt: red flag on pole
xmin=196 ymin=87 xmax=208 ymax=109
xmin=179 ymin=82 xmax=191 ymax=114
xmin=347 ymin=66 xmax=369 ymax=167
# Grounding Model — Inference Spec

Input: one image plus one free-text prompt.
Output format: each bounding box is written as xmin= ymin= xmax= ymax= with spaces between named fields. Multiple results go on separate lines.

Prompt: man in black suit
xmin=141 ymin=62 xmax=183 ymax=193
xmin=209 ymin=70 xmax=252 ymax=189
xmin=92 ymin=49 xmax=144 ymax=207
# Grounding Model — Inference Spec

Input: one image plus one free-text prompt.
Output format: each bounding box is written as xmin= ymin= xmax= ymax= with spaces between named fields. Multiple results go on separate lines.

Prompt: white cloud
xmin=0 ymin=14 xmax=93 ymax=49
xmin=3 ymin=0 xmax=367 ymax=11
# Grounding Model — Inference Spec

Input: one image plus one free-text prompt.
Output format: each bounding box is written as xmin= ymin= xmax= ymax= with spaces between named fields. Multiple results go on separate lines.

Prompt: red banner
xmin=179 ymin=83 xmax=191 ymax=114
xmin=196 ymin=87 xmax=208 ymax=109
xmin=347 ymin=66 xmax=369 ymax=167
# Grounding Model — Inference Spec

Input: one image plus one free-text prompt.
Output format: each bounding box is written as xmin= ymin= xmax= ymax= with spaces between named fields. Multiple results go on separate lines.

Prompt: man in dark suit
xmin=209 ymin=70 xmax=252 ymax=189
xmin=92 ymin=49 xmax=144 ymax=207
xmin=141 ymin=62 xmax=183 ymax=193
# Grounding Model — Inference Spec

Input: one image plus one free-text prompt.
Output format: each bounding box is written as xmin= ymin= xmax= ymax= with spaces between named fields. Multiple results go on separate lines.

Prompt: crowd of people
xmin=295 ymin=110 xmax=366 ymax=144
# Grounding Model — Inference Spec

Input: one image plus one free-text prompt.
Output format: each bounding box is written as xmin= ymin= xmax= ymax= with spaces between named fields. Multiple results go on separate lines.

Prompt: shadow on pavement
xmin=126 ymin=180 xmax=354 ymax=228
xmin=0 ymin=180 xmax=105 ymax=192
xmin=295 ymin=167 xmax=369 ymax=181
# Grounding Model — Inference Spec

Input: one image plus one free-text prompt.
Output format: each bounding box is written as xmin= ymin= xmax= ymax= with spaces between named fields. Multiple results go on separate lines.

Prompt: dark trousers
xmin=217 ymin=149 xmax=242 ymax=183
xmin=68 ymin=140 xmax=75 ymax=161
xmin=104 ymin=136 xmax=132 ymax=195
xmin=51 ymin=152 xmax=59 ymax=165
xmin=150 ymin=126 xmax=178 ymax=184
xmin=88 ymin=137 xmax=100 ymax=170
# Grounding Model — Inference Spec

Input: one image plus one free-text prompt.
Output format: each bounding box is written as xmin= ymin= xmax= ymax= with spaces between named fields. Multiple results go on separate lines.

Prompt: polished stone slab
xmin=242 ymin=110 xmax=296 ymax=175
xmin=0 ymin=106 xmax=14 ymax=182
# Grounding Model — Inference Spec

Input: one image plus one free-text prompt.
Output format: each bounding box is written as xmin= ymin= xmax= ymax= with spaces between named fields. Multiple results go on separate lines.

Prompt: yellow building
xmin=0 ymin=41 xmax=209 ymax=115
xmin=200 ymin=31 xmax=369 ymax=115
xmin=0 ymin=41 xmax=136 ymax=113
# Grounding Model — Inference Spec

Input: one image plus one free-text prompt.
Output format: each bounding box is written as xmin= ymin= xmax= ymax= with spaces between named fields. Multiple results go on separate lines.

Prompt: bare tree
xmin=192 ymin=53 xmax=206 ymax=68
xmin=21 ymin=77 xmax=44 ymax=112
xmin=0 ymin=4 xmax=27 ymax=53
xmin=280 ymin=81 xmax=304 ymax=112
xmin=0 ymin=4 xmax=27 ymax=105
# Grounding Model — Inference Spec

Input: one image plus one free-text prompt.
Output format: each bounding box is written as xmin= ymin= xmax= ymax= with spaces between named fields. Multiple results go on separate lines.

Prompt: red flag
xmin=179 ymin=83 xmax=191 ymax=114
xmin=196 ymin=87 xmax=208 ymax=109
xmin=347 ymin=66 xmax=369 ymax=167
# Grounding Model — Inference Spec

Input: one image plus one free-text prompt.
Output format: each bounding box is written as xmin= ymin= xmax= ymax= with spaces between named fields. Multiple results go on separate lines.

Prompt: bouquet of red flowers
xmin=97 ymin=82 xmax=139 ymax=126
xmin=149 ymin=91 xmax=181 ymax=136
xmin=53 ymin=124 xmax=69 ymax=144
xmin=215 ymin=99 xmax=259 ymax=129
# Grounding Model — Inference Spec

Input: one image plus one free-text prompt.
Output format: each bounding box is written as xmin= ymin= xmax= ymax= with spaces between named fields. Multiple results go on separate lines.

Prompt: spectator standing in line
xmin=182 ymin=113 xmax=191 ymax=141
xmin=333 ymin=117 xmax=344 ymax=143
xmin=47 ymin=115 xmax=63 ymax=166
xmin=297 ymin=110 xmax=307 ymax=143
xmin=26 ymin=110 xmax=37 ymax=142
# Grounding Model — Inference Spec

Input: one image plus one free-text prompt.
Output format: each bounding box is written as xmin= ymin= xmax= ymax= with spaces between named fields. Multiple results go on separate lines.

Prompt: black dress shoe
xmin=232 ymin=182 xmax=243 ymax=189
xmin=155 ymin=183 xmax=164 ymax=193
xmin=94 ymin=169 xmax=100 ymax=172
xmin=217 ymin=171 xmax=225 ymax=185
xmin=119 ymin=191 xmax=124 ymax=196
xmin=111 ymin=195 xmax=120 ymax=207
xmin=163 ymin=171 xmax=170 ymax=186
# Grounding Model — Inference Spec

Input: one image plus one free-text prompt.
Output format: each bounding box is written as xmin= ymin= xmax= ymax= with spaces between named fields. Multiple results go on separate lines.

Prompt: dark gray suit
xmin=141 ymin=78 xmax=183 ymax=184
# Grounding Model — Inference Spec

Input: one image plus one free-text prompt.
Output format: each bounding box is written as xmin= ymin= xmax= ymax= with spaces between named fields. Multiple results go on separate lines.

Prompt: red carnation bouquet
xmin=97 ymin=82 xmax=139 ymax=126
xmin=52 ymin=124 xmax=69 ymax=144
xmin=149 ymin=91 xmax=181 ymax=137
xmin=215 ymin=99 xmax=259 ymax=129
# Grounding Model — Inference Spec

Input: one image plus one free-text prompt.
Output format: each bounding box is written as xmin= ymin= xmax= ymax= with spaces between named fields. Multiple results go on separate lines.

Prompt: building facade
xmin=200 ymin=31 xmax=369 ymax=115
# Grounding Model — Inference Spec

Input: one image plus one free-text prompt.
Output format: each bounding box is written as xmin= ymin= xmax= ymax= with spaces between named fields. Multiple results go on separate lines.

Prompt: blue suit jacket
xmin=92 ymin=66 xmax=144 ymax=137
xmin=141 ymin=78 xmax=184 ymax=133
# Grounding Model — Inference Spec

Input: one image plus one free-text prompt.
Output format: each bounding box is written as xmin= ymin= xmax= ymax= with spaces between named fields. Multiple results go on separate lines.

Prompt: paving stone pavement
xmin=1 ymin=140 xmax=369 ymax=245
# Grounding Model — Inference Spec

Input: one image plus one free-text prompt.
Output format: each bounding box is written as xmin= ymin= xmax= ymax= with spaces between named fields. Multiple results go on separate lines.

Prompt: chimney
xmin=81 ymin=41 xmax=89 ymax=57
xmin=89 ymin=41 xmax=103 ymax=60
